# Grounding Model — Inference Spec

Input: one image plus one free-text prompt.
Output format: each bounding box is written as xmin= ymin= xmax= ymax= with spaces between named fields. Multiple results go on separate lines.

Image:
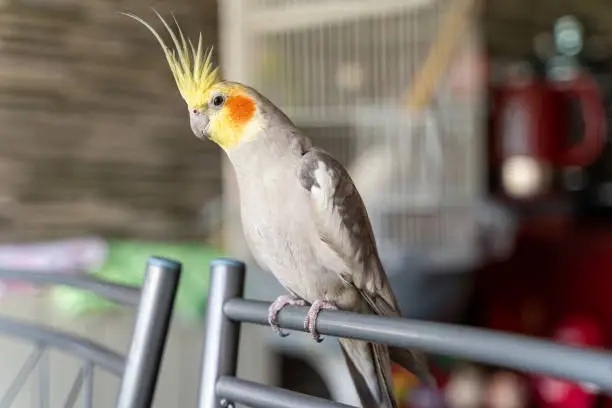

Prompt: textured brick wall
xmin=0 ymin=1 xmax=222 ymax=242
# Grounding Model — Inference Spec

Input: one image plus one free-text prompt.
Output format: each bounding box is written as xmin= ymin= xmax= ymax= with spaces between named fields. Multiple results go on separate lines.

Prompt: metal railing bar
xmin=0 ymin=317 xmax=124 ymax=375
xmin=224 ymin=299 xmax=612 ymax=392
xmin=63 ymin=366 xmax=85 ymax=408
xmin=216 ymin=377 xmax=355 ymax=408
xmin=0 ymin=346 xmax=46 ymax=408
xmin=0 ymin=269 xmax=139 ymax=307
xmin=38 ymin=346 xmax=50 ymax=408
xmin=116 ymin=257 xmax=182 ymax=408
xmin=198 ymin=259 xmax=244 ymax=408
xmin=83 ymin=361 xmax=93 ymax=408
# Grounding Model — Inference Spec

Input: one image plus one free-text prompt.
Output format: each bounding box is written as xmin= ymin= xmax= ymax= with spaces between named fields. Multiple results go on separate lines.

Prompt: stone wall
xmin=0 ymin=0 xmax=222 ymax=242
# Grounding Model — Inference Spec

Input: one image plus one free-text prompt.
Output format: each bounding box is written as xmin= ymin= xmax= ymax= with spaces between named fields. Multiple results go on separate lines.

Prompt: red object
xmin=532 ymin=315 xmax=603 ymax=408
xmin=478 ymin=222 xmax=612 ymax=336
xmin=491 ymin=74 xmax=606 ymax=167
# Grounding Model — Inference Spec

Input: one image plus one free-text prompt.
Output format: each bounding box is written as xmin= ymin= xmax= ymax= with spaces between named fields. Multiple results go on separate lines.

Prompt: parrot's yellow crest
xmin=121 ymin=10 xmax=219 ymax=108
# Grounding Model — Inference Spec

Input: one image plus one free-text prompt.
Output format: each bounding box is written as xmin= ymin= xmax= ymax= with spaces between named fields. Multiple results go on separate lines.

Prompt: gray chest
xmin=239 ymin=167 xmax=312 ymax=267
xmin=236 ymin=166 xmax=343 ymax=299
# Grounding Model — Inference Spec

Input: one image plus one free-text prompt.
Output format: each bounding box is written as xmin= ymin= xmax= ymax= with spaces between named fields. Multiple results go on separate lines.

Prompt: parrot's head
xmin=123 ymin=12 xmax=265 ymax=151
xmin=186 ymin=82 xmax=263 ymax=151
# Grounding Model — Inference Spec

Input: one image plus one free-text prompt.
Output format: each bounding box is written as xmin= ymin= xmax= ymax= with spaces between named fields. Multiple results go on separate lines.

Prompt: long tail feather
xmin=339 ymin=338 xmax=398 ymax=408
xmin=389 ymin=347 xmax=438 ymax=389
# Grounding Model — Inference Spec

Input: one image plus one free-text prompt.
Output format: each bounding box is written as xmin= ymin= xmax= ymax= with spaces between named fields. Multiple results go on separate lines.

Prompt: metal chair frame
xmin=0 ymin=256 xmax=182 ymax=408
xmin=199 ymin=258 xmax=612 ymax=408
xmin=3 ymin=256 xmax=610 ymax=408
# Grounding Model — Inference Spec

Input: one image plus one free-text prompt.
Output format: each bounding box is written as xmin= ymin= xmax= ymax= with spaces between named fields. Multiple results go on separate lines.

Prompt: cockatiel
xmin=124 ymin=12 xmax=436 ymax=408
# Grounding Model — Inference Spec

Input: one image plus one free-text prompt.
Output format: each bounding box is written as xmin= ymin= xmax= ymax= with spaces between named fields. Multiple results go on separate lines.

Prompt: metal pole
xmin=225 ymin=299 xmax=612 ymax=392
xmin=0 ymin=269 xmax=140 ymax=307
xmin=216 ymin=377 xmax=355 ymax=408
xmin=0 ymin=317 xmax=124 ymax=375
xmin=0 ymin=347 xmax=46 ymax=408
xmin=198 ymin=258 xmax=246 ymax=408
xmin=83 ymin=361 xmax=94 ymax=408
xmin=116 ymin=257 xmax=182 ymax=408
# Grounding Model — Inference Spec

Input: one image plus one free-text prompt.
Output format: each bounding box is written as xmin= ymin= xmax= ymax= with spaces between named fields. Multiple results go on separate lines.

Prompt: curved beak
xmin=189 ymin=109 xmax=210 ymax=140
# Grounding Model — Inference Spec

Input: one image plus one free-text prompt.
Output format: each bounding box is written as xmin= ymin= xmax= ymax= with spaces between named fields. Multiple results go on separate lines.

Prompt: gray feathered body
xmin=225 ymin=87 xmax=431 ymax=408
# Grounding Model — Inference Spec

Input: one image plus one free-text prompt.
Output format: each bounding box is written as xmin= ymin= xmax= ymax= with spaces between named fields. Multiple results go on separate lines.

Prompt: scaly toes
xmin=305 ymin=300 xmax=337 ymax=343
xmin=267 ymin=308 xmax=289 ymax=337
xmin=268 ymin=294 xmax=307 ymax=338
xmin=271 ymin=320 xmax=290 ymax=337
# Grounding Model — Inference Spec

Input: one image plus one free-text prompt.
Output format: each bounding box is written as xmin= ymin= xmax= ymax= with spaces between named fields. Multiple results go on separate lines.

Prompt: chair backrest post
xmin=116 ymin=257 xmax=182 ymax=408
xmin=198 ymin=259 xmax=246 ymax=408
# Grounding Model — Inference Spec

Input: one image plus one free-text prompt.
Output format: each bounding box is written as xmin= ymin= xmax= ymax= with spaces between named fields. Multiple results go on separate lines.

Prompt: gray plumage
xmin=192 ymin=83 xmax=435 ymax=407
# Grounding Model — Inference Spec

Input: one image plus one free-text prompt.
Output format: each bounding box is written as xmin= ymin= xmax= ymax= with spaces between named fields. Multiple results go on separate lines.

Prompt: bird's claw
xmin=267 ymin=294 xmax=307 ymax=337
xmin=304 ymin=300 xmax=337 ymax=343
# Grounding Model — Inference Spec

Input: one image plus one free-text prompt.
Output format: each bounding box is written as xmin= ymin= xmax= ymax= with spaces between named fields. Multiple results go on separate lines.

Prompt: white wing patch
xmin=310 ymin=160 xmax=334 ymax=209
xmin=309 ymin=160 xmax=357 ymax=267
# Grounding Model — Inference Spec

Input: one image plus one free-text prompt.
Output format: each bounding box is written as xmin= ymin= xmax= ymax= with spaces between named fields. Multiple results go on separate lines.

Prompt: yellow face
xmin=123 ymin=12 xmax=262 ymax=151
xmin=191 ymin=83 xmax=261 ymax=150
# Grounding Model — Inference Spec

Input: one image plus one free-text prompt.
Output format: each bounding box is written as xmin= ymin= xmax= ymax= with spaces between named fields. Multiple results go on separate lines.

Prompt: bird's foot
xmin=304 ymin=300 xmax=337 ymax=343
xmin=268 ymin=294 xmax=307 ymax=337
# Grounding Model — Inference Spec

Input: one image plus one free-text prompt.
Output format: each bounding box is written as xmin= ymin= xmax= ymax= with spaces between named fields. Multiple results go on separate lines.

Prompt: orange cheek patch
xmin=226 ymin=95 xmax=256 ymax=126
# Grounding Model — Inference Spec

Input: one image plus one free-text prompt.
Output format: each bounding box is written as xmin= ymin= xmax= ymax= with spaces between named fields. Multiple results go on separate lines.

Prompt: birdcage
xmin=219 ymin=0 xmax=487 ymax=269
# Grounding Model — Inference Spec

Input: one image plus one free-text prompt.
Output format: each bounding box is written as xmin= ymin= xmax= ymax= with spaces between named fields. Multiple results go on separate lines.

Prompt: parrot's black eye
xmin=211 ymin=94 xmax=226 ymax=108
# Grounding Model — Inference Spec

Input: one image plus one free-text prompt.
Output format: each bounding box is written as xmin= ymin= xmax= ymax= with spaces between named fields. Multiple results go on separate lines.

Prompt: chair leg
xmin=198 ymin=259 xmax=246 ymax=408
xmin=116 ymin=257 xmax=182 ymax=408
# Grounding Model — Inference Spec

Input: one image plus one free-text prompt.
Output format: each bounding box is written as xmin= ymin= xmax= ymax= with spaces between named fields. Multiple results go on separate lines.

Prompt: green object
xmin=51 ymin=240 xmax=225 ymax=321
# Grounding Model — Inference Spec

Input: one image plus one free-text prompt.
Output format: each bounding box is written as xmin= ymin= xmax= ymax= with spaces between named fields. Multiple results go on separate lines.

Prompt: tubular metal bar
xmin=0 ymin=346 xmax=45 ymax=408
xmin=216 ymin=376 xmax=355 ymax=408
xmin=83 ymin=361 xmax=93 ymax=408
xmin=63 ymin=366 xmax=85 ymax=408
xmin=0 ymin=269 xmax=139 ymax=307
xmin=198 ymin=259 xmax=246 ymax=408
xmin=0 ymin=317 xmax=124 ymax=375
xmin=224 ymin=299 xmax=612 ymax=392
xmin=116 ymin=257 xmax=182 ymax=408
xmin=39 ymin=346 xmax=50 ymax=408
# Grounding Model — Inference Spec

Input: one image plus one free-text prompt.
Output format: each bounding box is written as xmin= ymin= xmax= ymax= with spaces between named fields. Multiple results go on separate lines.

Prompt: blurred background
xmin=0 ymin=0 xmax=611 ymax=407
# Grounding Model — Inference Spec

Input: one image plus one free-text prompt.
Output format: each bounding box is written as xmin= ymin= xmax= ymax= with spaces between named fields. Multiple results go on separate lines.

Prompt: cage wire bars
xmin=0 ymin=256 xmax=182 ymax=408
xmin=200 ymin=259 xmax=612 ymax=408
